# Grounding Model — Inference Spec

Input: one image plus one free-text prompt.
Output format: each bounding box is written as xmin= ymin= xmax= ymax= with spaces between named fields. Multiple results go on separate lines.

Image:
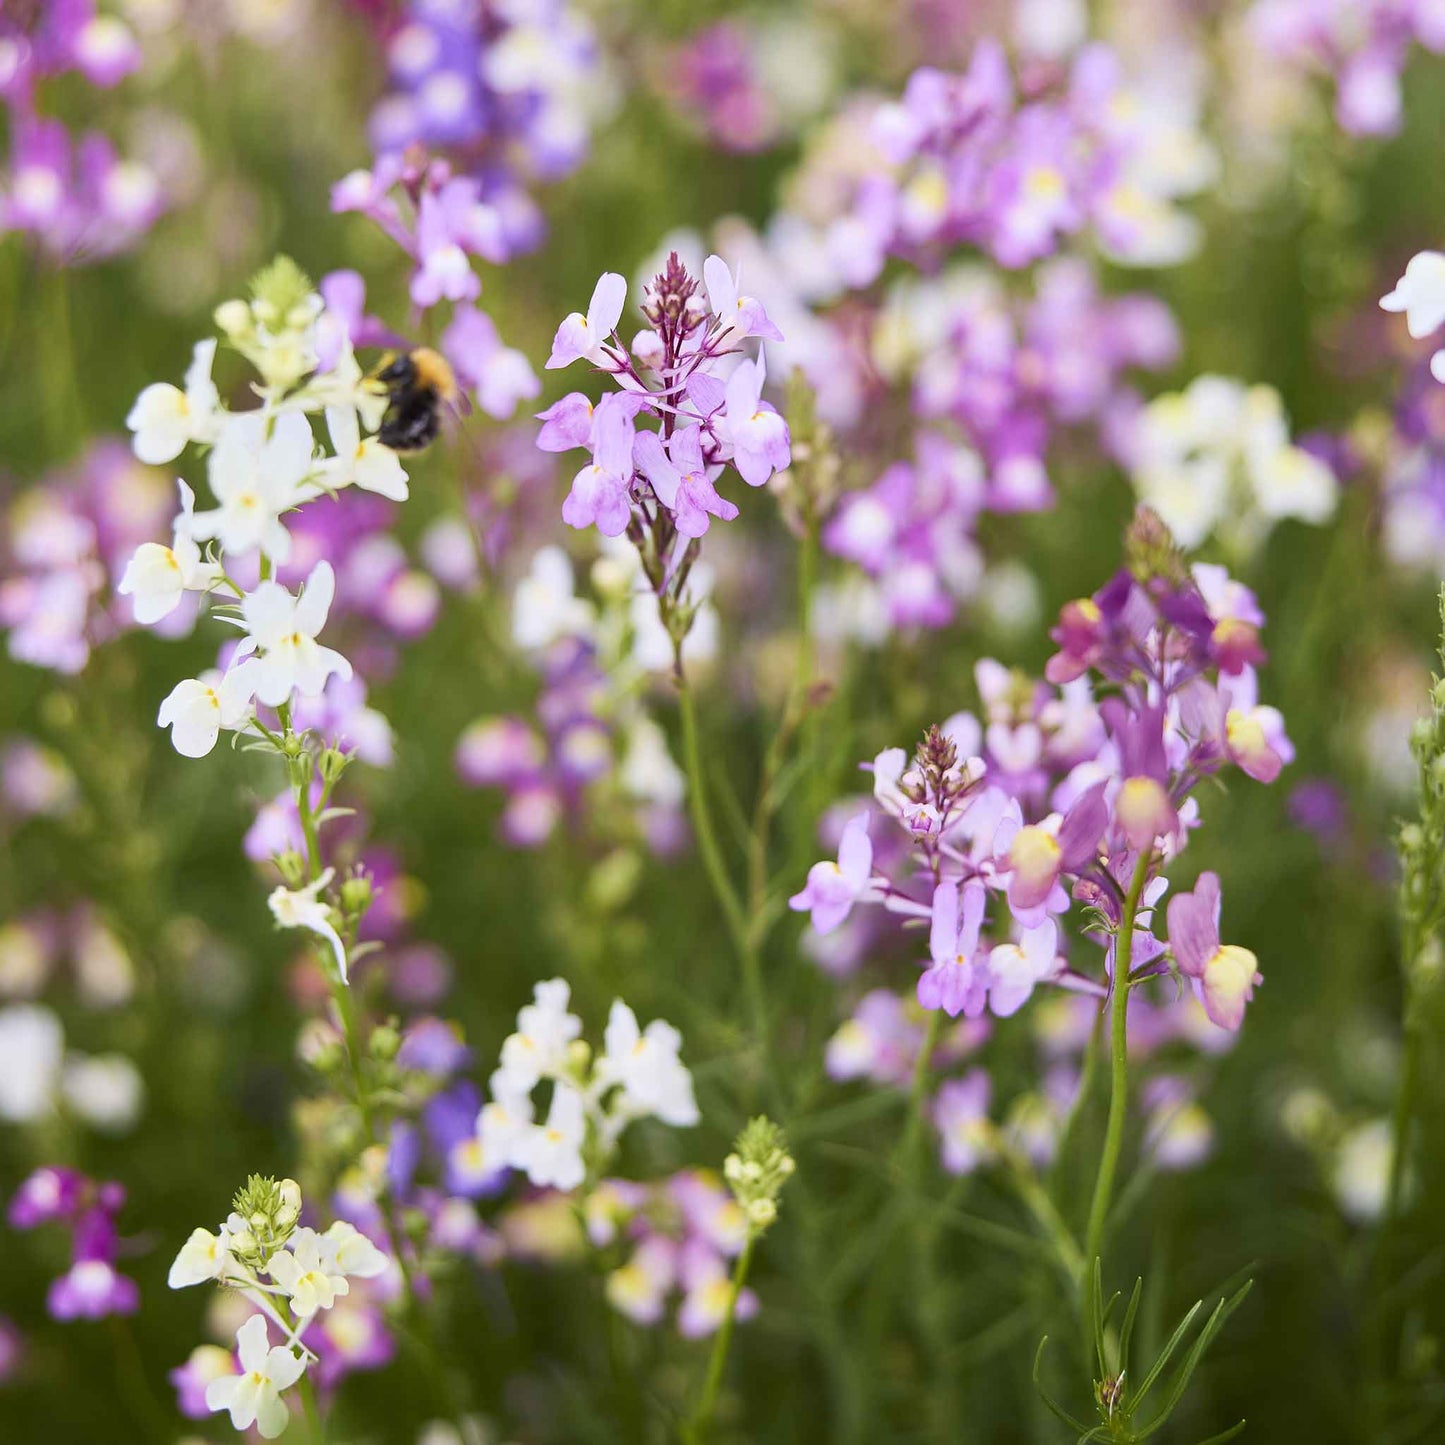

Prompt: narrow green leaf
xmin=1131 ymin=1298 xmax=1204 ymax=1407
xmin=1032 ymin=1337 xmax=1091 ymax=1435
xmin=1119 ymin=1276 xmax=1145 ymax=1381
xmin=1193 ymin=1421 xmax=1247 ymax=1445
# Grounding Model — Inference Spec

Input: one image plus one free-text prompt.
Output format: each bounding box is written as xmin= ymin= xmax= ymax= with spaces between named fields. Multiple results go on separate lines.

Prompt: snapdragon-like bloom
xmin=797 ymin=509 xmax=1287 ymax=1037
xmin=600 ymin=1002 xmax=701 ymax=1127
xmin=789 ymin=813 xmax=874 ymax=934
xmin=157 ymin=666 xmax=255 ymax=759
xmin=539 ymin=252 xmax=789 ymax=553
xmin=126 ymin=341 xmax=222 ymax=465
xmin=1166 ymin=872 xmax=1262 ymax=1030
xmin=476 ymin=980 xmax=700 ymax=1193
xmin=1382 ymin=251 xmax=1445 ymax=384
xmin=268 ymin=869 xmax=349 ymax=982
xmin=204 ymin=1315 xmax=306 ymax=1441
xmin=240 ymin=562 xmax=352 ymax=708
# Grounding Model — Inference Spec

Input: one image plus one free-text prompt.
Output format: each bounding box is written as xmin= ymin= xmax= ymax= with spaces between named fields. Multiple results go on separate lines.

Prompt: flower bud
xmin=370 ymin=1022 xmax=401 ymax=1061
xmin=340 ymin=873 xmax=373 ymax=917
xmin=214 ymin=299 xmax=251 ymax=336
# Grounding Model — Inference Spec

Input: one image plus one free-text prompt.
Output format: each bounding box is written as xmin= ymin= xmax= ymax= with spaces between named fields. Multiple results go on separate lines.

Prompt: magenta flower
xmin=8 ymin=1166 xmax=86 ymax=1229
xmin=919 ymin=880 xmax=987 ymax=1018
xmin=47 ymin=1258 xmax=139 ymax=1322
xmin=441 ymin=306 xmax=540 ymax=420
xmin=1165 ymin=871 xmax=1262 ymax=1031
xmin=789 ymin=812 xmax=873 ymax=935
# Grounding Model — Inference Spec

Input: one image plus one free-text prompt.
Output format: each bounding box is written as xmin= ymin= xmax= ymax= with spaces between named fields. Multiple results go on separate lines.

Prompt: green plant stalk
xmin=1081 ymin=849 xmax=1153 ymax=1366
xmin=1384 ymin=1008 xmax=1420 ymax=1230
xmin=686 ymin=1234 xmax=756 ymax=1442
xmin=675 ymin=666 xmax=766 ymax=1049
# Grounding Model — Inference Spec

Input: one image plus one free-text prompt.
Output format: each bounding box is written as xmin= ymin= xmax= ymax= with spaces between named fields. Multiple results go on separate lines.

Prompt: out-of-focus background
xmin=3 ymin=2 xmax=1445 ymax=1441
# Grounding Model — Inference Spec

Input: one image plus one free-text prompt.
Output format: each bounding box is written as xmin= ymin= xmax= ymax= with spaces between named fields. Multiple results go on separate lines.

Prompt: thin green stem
xmin=1081 ymin=849 xmax=1153 ymax=1365
xmin=899 ymin=1007 xmax=945 ymax=1172
xmin=675 ymin=664 xmax=763 ymax=1045
xmin=685 ymin=1234 xmax=756 ymax=1442
xmin=1384 ymin=1000 xmax=1421 ymax=1231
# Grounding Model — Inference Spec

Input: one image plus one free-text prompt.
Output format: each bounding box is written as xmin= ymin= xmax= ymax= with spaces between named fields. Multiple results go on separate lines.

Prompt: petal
xmin=929 ymin=881 xmax=959 ymax=965
xmin=703 ymin=254 xmax=738 ymax=317
xmin=294 ymin=561 xmax=336 ymax=638
xmin=236 ymin=1314 xmax=272 ymax=1373
xmin=837 ymin=813 xmax=872 ymax=887
xmin=587 ymin=272 xmax=627 ymax=334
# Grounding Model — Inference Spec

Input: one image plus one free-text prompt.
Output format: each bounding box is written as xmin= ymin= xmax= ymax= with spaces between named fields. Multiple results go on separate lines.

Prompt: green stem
xmin=686 ymin=1234 xmax=756 ymax=1442
xmin=675 ymin=664 xmax=764 ymax=1045
xmin=1081 ymin=849 xmax=1153 ymax=1365
xmin=1384 ymin=1001 xmax=1421 ymax=1230
xmin=899 ymin=1008 xmax=945 ymax=1173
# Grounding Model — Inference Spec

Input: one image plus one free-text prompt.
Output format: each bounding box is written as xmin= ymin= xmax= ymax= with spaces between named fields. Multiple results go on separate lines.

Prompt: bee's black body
xmin=374 ymin=348 xmax=458 ymax=453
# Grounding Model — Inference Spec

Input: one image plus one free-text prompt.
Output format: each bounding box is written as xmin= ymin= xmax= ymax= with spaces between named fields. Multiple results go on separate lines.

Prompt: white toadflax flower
xmin=1128 ymin=375 xmax=1336 ymax=553
xmin=266 ymin=1226 xmax=349 ymax=1317
xmin=0 ymin=1003 xmax=64 ymax=1122
xmin=1381 ymin=250 xmax=1445 ymax=383
xmin=157 ymin=665 xmax=256 ymax=758
xmin=474 ymin=979 xmax=701 ymax=1194
xmin=126 ymin=338 xmax=222 ymax=465
xmin=118 ymin=480 xmax=219 ymax=624
xmin=188 ymin=411 xmax=318 ymax=563
xmin=268 ymin=869 xmax=349 ymax=982
xmin=204 ymin=1315 xmax=306 ymax=1441
xmin=600 ymin=1001 xmax=700 ymax=1127
xmin=239 ymin=561 xmax=352 ymax=708
xmin=323 ymin=405 xmax=409 ymax=501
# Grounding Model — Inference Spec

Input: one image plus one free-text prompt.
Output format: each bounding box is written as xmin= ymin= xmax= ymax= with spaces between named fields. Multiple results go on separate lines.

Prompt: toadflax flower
xmin=599 ymin=1001 xmax=701 ymax=1127
xmin=268 ymin=869 xmax=349 ymax=982
xmin=1165 ymin=871 xmax=1262 ymax=1030
xmin=265 ymin=1227 xmax=349 ymax=1318
xmin=204 ymin=1315 xmax=306 ymax=1441
xmin=1381 ymin=250 xmax=1445 ymax=384
xmin=157 ymin=666 xmax=256 ymax=759
xmin=117 ymin=481 xmax=219 ymax=624
xmin=125 ymin=339 xmax=221 ymax=465
xmin=548 ymin=271 xmax=627 ymax=369
xmin=239 ymin=562 xmax=352 ymax=709
xmin=788 ymin=812 xmax=874 ymax=934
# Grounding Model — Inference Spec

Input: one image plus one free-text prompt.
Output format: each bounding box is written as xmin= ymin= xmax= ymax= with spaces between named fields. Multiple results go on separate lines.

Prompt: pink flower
xmin=789 ymin=813 xmax=873 ymax=935
xmin=919 ymin=881 xmax=987 ymax=1018
xmin=1165 ymin=871 xmax=1261 ymax=1031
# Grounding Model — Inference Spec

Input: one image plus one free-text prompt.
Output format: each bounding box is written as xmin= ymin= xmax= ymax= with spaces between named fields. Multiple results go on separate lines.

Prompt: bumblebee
xmin=371 ymin=348 xmax=459 ymax=452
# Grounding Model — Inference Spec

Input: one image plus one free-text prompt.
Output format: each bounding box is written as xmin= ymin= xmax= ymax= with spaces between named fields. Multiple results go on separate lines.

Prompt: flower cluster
xmin=1125 ymin=374 xmax=1338 ymax=553
xmin=798 ymin=39 xmax=1213 ymax=286
xmin=1248 ymin=0 xmax=1445 ymax=138
xmin=0 ymin=2 xmax=162 ymax=263
xmin=119 ymin=255 xmax=414 ymax=760
xmin=658 ymin=17 xmax=837 ymax=155
xmin=474 ymin=979 xmax=699 ymax=1193
xmin=167 ymin=1175 xmax=388 ymax=1440
xmin=586 ymin=1171 xmax=757 ymax=1337
xmin=723 ymin=1116 xmax=794 ymax=1236
xmin=456 ymin=544 xmax=688 ymax=851
xmin=1 ymin=441 xmax=177 ymax=675
xmin=8 ymin=1167 xmax=138 ymax=1321
xmin=793 ymin=510 xmax=1290 ymax=1035
xmin=360 ymin=0 xmax=602 ymax=258
xmin=0 ymin=999 xmax=143 ymax=1134
xmin=538 ymin=251 xmax=790 ymax=661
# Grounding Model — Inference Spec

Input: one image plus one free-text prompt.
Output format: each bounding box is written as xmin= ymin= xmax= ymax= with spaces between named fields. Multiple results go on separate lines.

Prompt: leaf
xmin=1131 ymin=1298 xmax=1205 ymax=1408
xmin=1136 ymin=1282 xmax=1253 ymax=1439
xmin=1193 ymin=1421 xmax=1247 ymax=1445
xmin=1032 ymin=1336 xmax=1091 ymax=1434
xmin=1119 ymin=1276 xmax=1145 ymax=1381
